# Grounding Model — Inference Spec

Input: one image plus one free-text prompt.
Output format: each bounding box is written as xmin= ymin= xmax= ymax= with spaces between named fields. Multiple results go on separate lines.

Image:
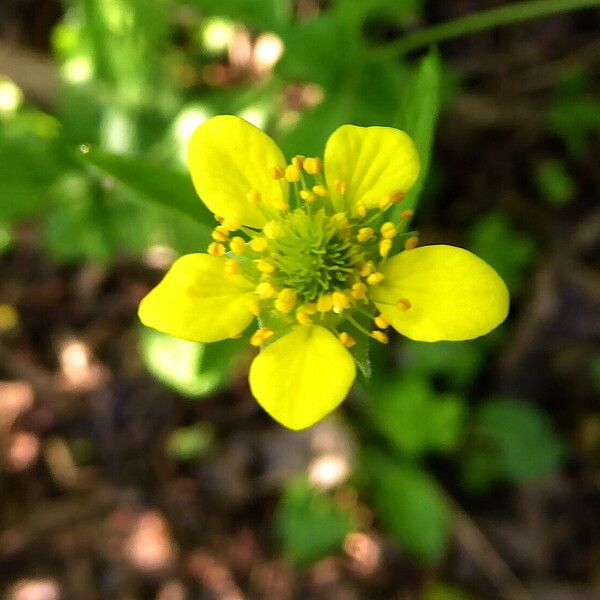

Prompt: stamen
xmin=316 ymin=294 xmax=333 ymax=313
xmin=296 ymin=307 xmax=313 ymax=326
xmin=399 ymin=209 xmax=414 ymax=221
xmin=312 ymin=185 xmax=329 ymax=198
xmin=303 ymin=157 xmax=322 ymax=175
xmin=338 ymin=332 xmax=356 ymax=348
xmin=331 ymin=291 xmax=351 ymax=314
xmin=214 ymin=214 xmax=224 ymax=224
xmin=222 ymin=217 xmax=241 ymax=232
xmin=366 ymin=272 xmax=384 ymax=285
xmin=255 ymin=282 xmax=276 ymax=299
xmin=357 ymin=227 xmax=374 ymax=243
xmin=292 ymin=155 xmax=305 ymax=168
xmin=263 ymin=221 xmax=280 ymax=239
xmin=356 ymin=201 xmax=368 ymax=218
xmin=395 ymin=298 xmax=412 ymax=311
xmin=246 ymin=297 xmax=260 ymax=316
xmin=285 ymin=164 xmax=301 ymax=183
xmin=230 ymin=236 xmax=246 ymax=255
xmin=250 ymin=237 xmax=268 ymax=252
xmin=371 ymin=331 xmax=389 ymax=344
xmin=404 ymin=236 xmax=419 ymax=251
xmin=331 ymin=212 xmax=349 ymax=229
xmin=274 ymin=288 xmax=297 ymax=314
xmin=208 ymin=242 xmax=225 ymax=256
xmin=212 ymin=225 xmax=230 ymax=242
xmin=271 ymin=166 xmax=285 ymax=179
xmin=389 ymin=190 xmax=406 ymax=204
xmin=255 ymin=259 xmax=275 ymax=274
xmin=300 ymin=190 xmax=316 ymax=203
xmin=359 ymin=261 xmax=375 ymax=277
xmin=379 ymin=239 xmax=392 ymax=258
xmin=273 ymin=199 xmax=290 ymax=212
xmin=224 ymin=259 xmax=241 ymax=275
xmin=380 ymin=222 xmax=397 ymax=239
xmin=374 ymin=314 xmax=390 ymax=329
xmin=250 ymin=327 xmax=274 ymax=347
xmin=350 ymin=282 xmax=368 ymax=300
xmin=334 ymin=179 xmax=347 ymax=194
xmin=246 ymin=189 xmax=261 ymax=205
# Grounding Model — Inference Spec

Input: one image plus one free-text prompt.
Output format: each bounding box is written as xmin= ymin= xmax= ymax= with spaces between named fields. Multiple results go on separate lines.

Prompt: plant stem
xmin=380 ymin=0 xmax=600 ymax=57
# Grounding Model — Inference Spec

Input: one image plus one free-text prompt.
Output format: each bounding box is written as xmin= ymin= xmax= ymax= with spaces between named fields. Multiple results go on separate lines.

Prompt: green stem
xmin=380 ymin=0 xmax=600 ymax=57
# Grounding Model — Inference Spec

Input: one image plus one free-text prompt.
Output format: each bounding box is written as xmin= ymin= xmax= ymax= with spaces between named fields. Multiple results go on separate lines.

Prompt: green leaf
xmin=368 ymin=455 xmax=450 ymax=562
xmin=141 ymin=327 xmax=246 ymax=398
xmin=535 ymin=159 xmax=577 ymax=205
xmin=368 ymin=374 xmax=466 ymax=456
xmin=168 ymin=423 xmax=215 ymax=461
xmin=393 ymin=48 xmax=442 ymax=224
xmin=276 ymin=477 xmax=355 ymax=567
xmin=421 ymin=582 xmax=475 ymax=600
xmin=80 ymin=149 xmax=215 ymax=229
xmin=462 ymin=397 xmax=565 ymax=492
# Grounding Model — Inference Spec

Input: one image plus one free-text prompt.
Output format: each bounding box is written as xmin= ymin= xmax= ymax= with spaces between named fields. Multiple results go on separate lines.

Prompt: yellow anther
xmin=230 ymin=236 xmax=246 ymax=255
xmin=351 ymin=282 xmax=368 ymax=300
xmin=300 ymin=190 xmax=316 ymax=203
xmin=356 ymin=201 xmax=367 ymax=218
xmin=404 ymin=236 xmax=419 ymax=251
xmin=389 ymin=190 xmax=406 ymax=204
xmin=274 ymin=288 xmax=297 ymax=314
xmin=303 ymin=157 xmax=322 ymax=175
xmin=399 ymin=209 xmax=414 ymax=221
xmin=271 ymin=166 xmax=285 ymax=179
xmin=316 ymin=294 xmax=333 ymax=313
xmin=374 ymin=314 xmax=390 ymax=329
xmin=359 ymin=261 xmax=375 ymax=277
xmin=338 ymin=332 xmax=356 ymax=348
xmin=222 ymin=217 xmax=241 ymax=232
xmin=274 ymin=199 xmax=290 ymax=212
xmin=371 ymin=330 xmax=389 ymax=344
xmin=331 ymin=212 xmax=349 ymax=229
xmin=285 ymin=164 xmax=301 ymax=183
xmin=250 ymin=237 xmax=268 ymax=252
xmin=263 ymin=221 xmax=280 ymax=239
xmin=214 ymin=214 xmax=225 ymax=224
xmin=312 ymin=185 xmax=329 ymax=198
xmin=367 ymin=272 xmax=385 ymax=286
xmin=380 ymin=222 xmax=397 ymax=239
xmin=208 ymin=242 xmax=225 ymax=256
xmin=379 ymin=197 xmax=392 ymax=211
xmin=331 ymin=291 xmax=351 ymax=314
xmin=246 ymin=297 xmax=260 ymax=316
xmin=255 ymin=282 xmax=276 ymax=299
xmin=396 ymin=298 xmax=412 ymax=311
xmin=334 ymin=179 xmax=347 ymax=194
xmin=246 ymin=189 xmax=261 ymax=205
xmin=212 ymin=225 xmax=230 ymax=242
xmin=250 ymin=327 xmax=274 ymax=347
xmin=379 ymin=238 xmax=392 ymax=258
xmin=224 ymin=258 xmax=241 ymax=275
xmin=357 ymin=227 xmax=375 ymax=243
xmin=292 ymin=155 xmax=305 ymax=168
xmin=255 ymin=259 xmax=275 ymax=275
xmin=296 ymin=308 xmax=313 ymax=326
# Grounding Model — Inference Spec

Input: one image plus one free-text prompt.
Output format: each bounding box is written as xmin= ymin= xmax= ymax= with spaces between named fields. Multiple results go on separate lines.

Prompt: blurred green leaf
xmin=462 ymin=397 xmax=565 ymax=492
xmin=276 ymin=477 xmax=355 ymax=567
xmin=368 ymin=374 xmax=466 ymax=456
xmin=81 ymin=149 xmax=215 ymax=228
xmin=168 ymin=423 xmax=215 ymax=461
xmin=421 ymin=582 xmax=475 ymax=600
xmin=535 ymin=159 xmax=577 ymax=205
xmin=141 ymin=327 xmax=246 ymax=398
xmin=368 ymin=455 xmax=450 ymax=561
xmin=0 ymin=223 xmax=12 ymax=255
xmin=468 ymin=211 xmax=536 ymax=293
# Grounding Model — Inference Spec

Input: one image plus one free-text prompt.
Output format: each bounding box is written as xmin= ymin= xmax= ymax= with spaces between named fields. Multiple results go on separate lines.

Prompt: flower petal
xmin=188 ymin=115 xmax=288 ymax=228
xmin=370 ymin=245 xmax=509 ymax=342
xmin=324 ymin=124 xmax=420 ymax=213
xmin=139 ymin=253 xmax=255 ymax=343
xmin=249 ymin=325 xmax=356 ymax=430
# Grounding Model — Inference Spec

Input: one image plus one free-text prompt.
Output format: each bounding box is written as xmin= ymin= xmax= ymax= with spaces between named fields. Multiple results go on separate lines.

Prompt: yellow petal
xmin=139 ymin=253 xmax=255 ymax=343
xmin=249 ymin=325 xmax=356 ymax=430
xmin=188 ymin=115 xmax=288 ymax=228
xmin=370 ymin=245 xmax=509 ymax=342
xmin=324 ymin=124 xmax=420 ymax=213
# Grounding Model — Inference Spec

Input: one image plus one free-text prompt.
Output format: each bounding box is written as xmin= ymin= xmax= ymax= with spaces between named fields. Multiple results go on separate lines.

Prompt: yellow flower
xmin=139 ymin=115 xmax=509 ymax=430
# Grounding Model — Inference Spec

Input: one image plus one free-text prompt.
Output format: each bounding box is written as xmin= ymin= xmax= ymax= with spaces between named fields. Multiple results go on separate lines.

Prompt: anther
xmin=292 ymin=155 xmax=305 ymax=168
xmin=255 ymin=259 xmax=275 ymax=275
xmin=250 ymin=237 xmax=268 ymax=252
xmin=274 ymin=288 xmax=297 ymax=314
xmin=331 ymin=212 xmax=349 ymax=229
xmin=356 ymin=201 xmax=368 ymax=218
xmin=250 ymin=327 xmax=274 ymax=347
xmin=378 ymin=197 xmax=392 ymax=211
xmin=379 ymin=238 xmax=392 ymax=257
xmin=208 ymin=242 xmax=225 ymax=256
xmin=212 ymin=225 xmax=230 ymax=242
xmin=296 ymin=308 xmax=313 ymax=326
xmin=222 ymin=217 xmax=241 ymax=232
xmin=404 ymin=236 xmax=419 ymax=251
xmin=334 ymin=179 xmax=347 ymax=194
xmin=366 ymin=272 xmax=384 ymax=285
xmin=285 ymin=164 xmax=301 ymax=183
xmin=230 ymin=236 xmax=246 ymax=255
xmin=271 ymin=166 xmax=285 ymax=179
xmin=389 ymin=190 xmax=406 ymax=204
xmin=395 ymin=298 xmax=412 ymax=311
xmin=214 ymin=214 xmax=224 ymax=224
xmin=338 ymin=332 xmax=356 ymax=348
xmin=332 ymin=291 xmax=351 ymax=314
xmin=312 ymin=185 xmax=329 ymax=198
xmin=351 ymin=282 xmax=368 ymax=300
xmin=224 ymin=259 xmax=241 ymax=275
xmin=246 ymin=297 xmax=260 ymax=316
xmin=263 ymin=221 xmax=280 ymax=239
xmin=371 ymin=330 xmax=389 ymax=344
xmin=359 ymin=261 xmax=375 ymax=277
xmin=357 ymin=227 xmax=375 ymax=243
xmin=246 ymin=189 xmax=261 ymax=205
xmin=399 ymin=209 xmax=414 ymax=221
xmin=300 ymin=190 xmax=316 ymax=203
xmin=380 ymin=222 xmax=397 ymax=239
xmin=374 ymin=314 xmax=390 ymax=329
xmin=274 ymin=199 xmax=290 ymax=212
xmin=303 ymin=157 xmax=322 ymax=175
xmin=255 ymin=282 xmax=276 ymax=299
xmin=316 ymin=294 xmax=333 ymax=313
